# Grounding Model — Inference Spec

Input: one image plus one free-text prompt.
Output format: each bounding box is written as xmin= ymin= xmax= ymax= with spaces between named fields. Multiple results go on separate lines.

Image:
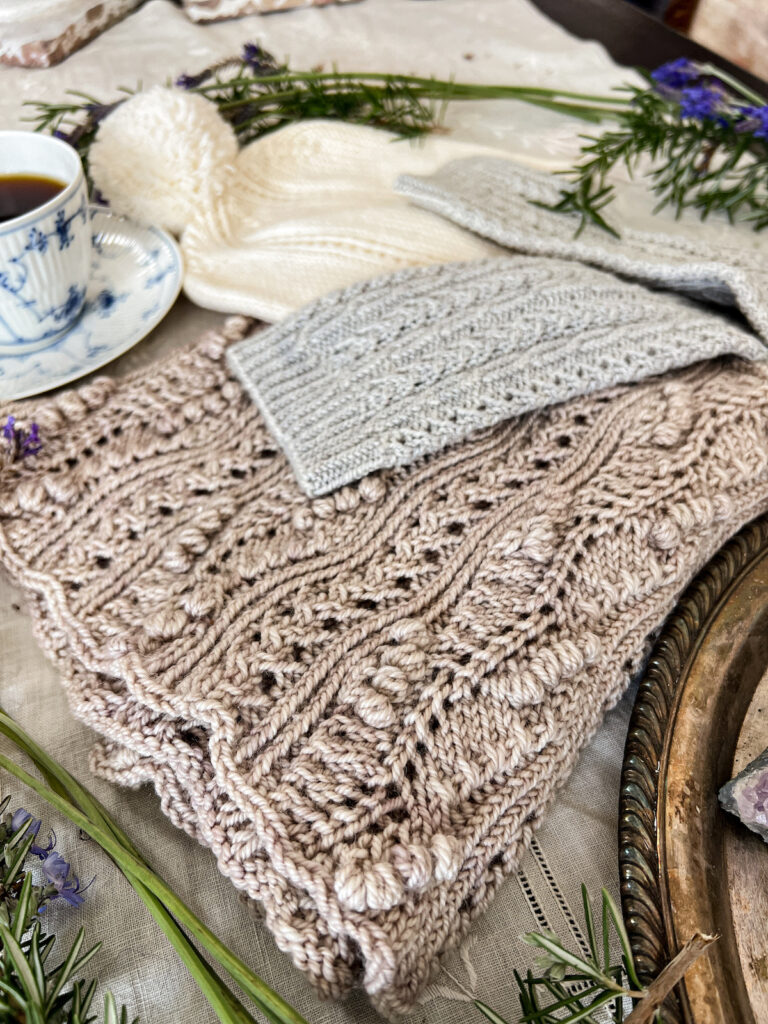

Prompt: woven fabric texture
xmin=227 ymin=257 xmax=767 ymax=496
xmin=396 ymin=156 xmax=768 ymax=337
xmin=4 ymin=319 xmax=768 ymax=1012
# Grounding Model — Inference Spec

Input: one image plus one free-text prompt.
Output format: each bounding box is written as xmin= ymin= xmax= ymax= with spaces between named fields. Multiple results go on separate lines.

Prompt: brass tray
xmin=620 ymin=515 xmax=768 ymax=1024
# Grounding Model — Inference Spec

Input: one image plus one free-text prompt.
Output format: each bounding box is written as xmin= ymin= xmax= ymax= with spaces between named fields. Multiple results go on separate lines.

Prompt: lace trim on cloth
xmin=3 ymin=318 xmax=768 ymax=1012
xmin=227 ymin=256 xmax=766 ymax=497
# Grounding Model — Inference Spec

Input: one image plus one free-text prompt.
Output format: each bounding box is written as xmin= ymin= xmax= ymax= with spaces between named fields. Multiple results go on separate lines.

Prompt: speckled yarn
xmin=3 ymin=317 xmax=768 ymax=1013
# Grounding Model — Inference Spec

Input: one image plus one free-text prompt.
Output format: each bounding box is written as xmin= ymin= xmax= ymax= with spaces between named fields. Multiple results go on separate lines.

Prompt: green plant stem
xmin=0 ymin=712 xmax=308 ymax=1024
xmin=0 ymin=752 xmax=298 ymax=1024
xmin=194 ymin=70 xmax=632 ymax=108
xmin=212 ymin=86 xmax=623 ymax=117
xmin=216 ymin=89 xmax=618 ymax=132
xmin=0 ymin=712 xmax=259 ymax=1024
xmin=697 ymin=63 xmax=768 ymax=106
xmin=222 ymin=93 xmax=613 ymax=133
xmin=199 ymin=74 xmax=631 ymax=124
xmin=131 ymin=891 xmax=257 ymax=1024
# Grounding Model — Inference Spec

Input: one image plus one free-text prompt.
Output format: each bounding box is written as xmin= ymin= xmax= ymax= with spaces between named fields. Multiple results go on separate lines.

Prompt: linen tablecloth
xmin=0 ymin=2 xmax=642 ymax=1019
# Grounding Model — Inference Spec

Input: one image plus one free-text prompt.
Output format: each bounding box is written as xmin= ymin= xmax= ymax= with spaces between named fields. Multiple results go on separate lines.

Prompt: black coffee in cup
xmin=0 ymin=174 xmax=66 ymax=223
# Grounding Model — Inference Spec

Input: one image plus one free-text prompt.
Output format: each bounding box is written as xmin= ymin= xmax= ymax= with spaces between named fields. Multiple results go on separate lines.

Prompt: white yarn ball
xmin=90 ymin=86 xmax=238 ymax=235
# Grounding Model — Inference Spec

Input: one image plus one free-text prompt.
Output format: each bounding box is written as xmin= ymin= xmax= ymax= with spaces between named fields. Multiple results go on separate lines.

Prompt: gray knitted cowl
xmin=228 ymin=158 xmax=768 ymax=496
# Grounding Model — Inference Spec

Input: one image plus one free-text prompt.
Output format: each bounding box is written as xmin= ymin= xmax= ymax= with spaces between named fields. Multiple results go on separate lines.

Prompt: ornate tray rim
xmin=619 ymin=513 xmax=768 ymax=1023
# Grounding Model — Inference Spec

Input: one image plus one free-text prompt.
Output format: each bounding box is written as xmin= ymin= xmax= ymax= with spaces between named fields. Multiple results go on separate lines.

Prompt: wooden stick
xmin=625 ymin=933 xmax=718 ymax=1024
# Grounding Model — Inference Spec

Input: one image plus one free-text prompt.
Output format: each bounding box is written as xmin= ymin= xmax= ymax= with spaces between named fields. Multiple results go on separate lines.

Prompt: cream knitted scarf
xmin=88 ymin=94 xmax=502 ymax=322
xmin=3 ymin=318 xmax=768 ymax=1012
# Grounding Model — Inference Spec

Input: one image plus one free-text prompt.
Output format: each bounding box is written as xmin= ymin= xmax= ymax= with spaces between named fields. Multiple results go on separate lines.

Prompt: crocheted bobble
xmin=227 ymin=256 xmax=766 ymax=496
xmin=5 ymin=323 xmax=768 ymax=1012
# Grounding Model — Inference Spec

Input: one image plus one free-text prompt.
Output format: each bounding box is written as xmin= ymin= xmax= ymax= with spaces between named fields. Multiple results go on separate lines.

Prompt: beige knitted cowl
xmin=2 ymin=316 xmax=768 ymax=1014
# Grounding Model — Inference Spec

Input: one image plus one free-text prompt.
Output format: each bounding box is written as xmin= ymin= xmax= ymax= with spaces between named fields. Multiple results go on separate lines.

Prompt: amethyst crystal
xmin=719 ymin=747 xmax=768 ymax=842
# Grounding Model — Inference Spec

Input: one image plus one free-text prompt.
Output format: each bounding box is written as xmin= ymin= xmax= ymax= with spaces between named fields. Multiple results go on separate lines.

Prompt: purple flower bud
xmin=739 ymin=104 xmax=768 ymax=140
xmin=9 ymin=808 xmax=53 ymax=857
xmin=10 ymin=808 xmax=40 ymax=837
xmin=31 ymin=827 xmax=57 ymax=860
xmin=175 ymin=70 xmax=212 ymax=90
xmin=242 ymin=42 xmax=261 ymax=64
xmin=42 ymin=851 xmax=88 ymax=907
xmin=42 ymin=851 xmax=69 ymax=886
xmin=241 ymin=42 xmax=277 ymax=75
xmin=21 ymin=422 xmax=42 ymax=458
xmin=679 ymin=84 xmax=728 ymax=125
xmin=4 ymin=416 xmax=42 ymax=461
xmin=651 ymin=58 xmax=700 ymax=91
xmin=82 ymin=100 xmax=121 ymax=124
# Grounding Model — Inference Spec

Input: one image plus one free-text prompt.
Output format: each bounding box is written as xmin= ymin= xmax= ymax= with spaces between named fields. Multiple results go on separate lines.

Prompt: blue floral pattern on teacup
xmin=92 ymin=288 xmax=128 ymax=318
xmin=0 ymin=192 xmax=89 ymax=348
xmin=0 ymin=208 xmax=182 ymax=402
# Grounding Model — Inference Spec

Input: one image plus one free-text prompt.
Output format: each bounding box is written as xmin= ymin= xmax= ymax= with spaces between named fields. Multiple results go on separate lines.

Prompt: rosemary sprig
xmin=0 ymin=705 xmax=308 ymax=1024
xmin=469 ymin=887 xmax=714 ymax=1024
xmin=0 ymin=794 xmax=136 ymax=1023
xmin=23 ymin=44 xmax=631 ymax=182
xmin=26 ymin=49 xmax=768 ymax=236
xmin=552 ymin=60 xmax=768 ymax=235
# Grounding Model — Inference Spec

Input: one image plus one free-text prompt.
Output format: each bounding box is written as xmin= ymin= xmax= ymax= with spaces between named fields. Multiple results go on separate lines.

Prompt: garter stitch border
xmin=4 ymin=319 xmax=768 ymax=1013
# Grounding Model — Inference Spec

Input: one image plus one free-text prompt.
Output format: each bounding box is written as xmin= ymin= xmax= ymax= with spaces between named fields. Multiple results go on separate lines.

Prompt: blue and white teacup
xmin=0 ymin=131 xmax=90 ymax=355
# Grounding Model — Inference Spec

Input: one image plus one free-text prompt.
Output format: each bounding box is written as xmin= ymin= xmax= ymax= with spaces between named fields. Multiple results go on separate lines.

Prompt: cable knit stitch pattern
xmin=396 ymin=157 xmax=768 ymax=337
xmin=4 ymin=319 xmax=768 ymax=1012
xmin=227 ymin=257 xmax=767 ymax=496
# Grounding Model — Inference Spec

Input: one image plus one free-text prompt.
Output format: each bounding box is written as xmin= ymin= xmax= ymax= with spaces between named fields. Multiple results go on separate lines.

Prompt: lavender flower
xmin=651 ymin=58 xmax=700 ymax=91
xmin=3 ymin=415 xmax=42 ymax=462
xmin=10 ymin=807 xmax=41 ymax=839
xmin=241 ymin=42 xmax=278 ymax=75
xmin=21 ymin=422 xmax=41 ymax=458
xmin=739 ymin=104 xmax=768 ymax=139
xmin=32 ymin=831 xmax=56 ymax=859
xmin=242 ymin=42 xmax=262 ymax=66
xmin=42 ymin=851 xmax=88 ymax=907
xmin=10 ymin=807 xmax=57 ymax=860
xmin=679 ymin=84 xmax=727 ymax=124
xmin=175 ymin=70 xmax=212 ymax=90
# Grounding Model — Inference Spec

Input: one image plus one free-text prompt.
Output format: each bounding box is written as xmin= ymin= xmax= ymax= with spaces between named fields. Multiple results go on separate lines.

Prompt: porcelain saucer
xmin=0 ymin=207 xmax=182 ymax=401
